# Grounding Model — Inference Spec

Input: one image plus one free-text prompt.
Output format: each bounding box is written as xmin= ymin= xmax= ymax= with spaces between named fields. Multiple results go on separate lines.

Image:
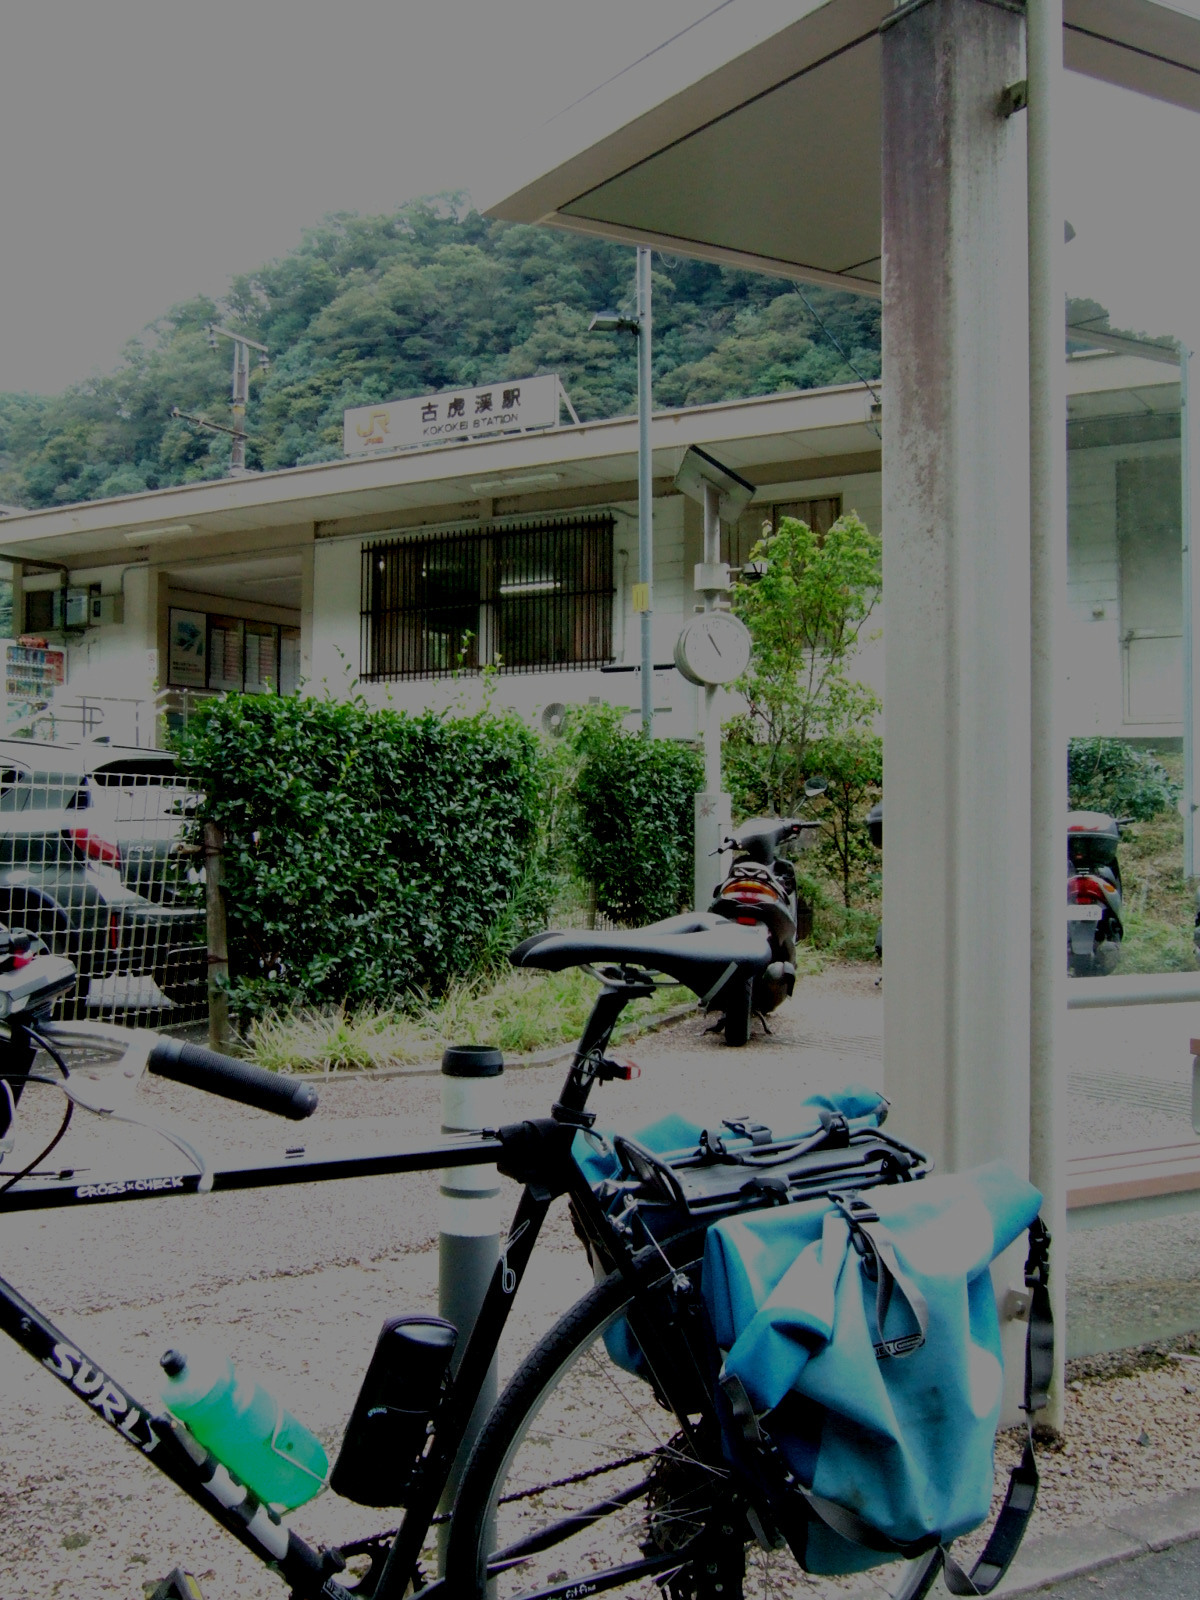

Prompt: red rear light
xmin=1068 ymin=875 xmax=1108 ymax=904
xmin=110 ymin=913 xmax=121 ymax=950
xmin=726 ymin=879 xmax=784 ymax=905
xmin=67 ymin=828 xmax=121 ymax=867
xmin=736 ymin=915 xmax=760 ymax=926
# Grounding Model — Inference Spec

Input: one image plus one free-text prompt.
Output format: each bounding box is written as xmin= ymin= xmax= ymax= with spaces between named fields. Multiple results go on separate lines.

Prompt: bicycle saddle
xmin=510 ymin=918 xmax=770 ymax=1003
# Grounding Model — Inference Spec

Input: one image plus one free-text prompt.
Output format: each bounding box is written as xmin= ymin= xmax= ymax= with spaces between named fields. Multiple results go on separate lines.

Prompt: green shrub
xmin=1067 ymin=737 xmax=1180 ymax=821
xmin=176 ymin=693 xmax=543 ymax=1018
xmin=569 ymin=706 xmax=702 ymax=925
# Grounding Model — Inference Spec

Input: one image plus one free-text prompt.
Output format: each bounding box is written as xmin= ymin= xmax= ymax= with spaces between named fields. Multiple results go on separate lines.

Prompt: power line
xmin=793 ymin=286 xmax=882 ymax=436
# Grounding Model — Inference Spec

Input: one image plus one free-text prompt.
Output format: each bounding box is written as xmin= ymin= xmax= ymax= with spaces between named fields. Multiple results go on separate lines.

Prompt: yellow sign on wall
xmin=631 ymin=582 xmax=650 ymax=613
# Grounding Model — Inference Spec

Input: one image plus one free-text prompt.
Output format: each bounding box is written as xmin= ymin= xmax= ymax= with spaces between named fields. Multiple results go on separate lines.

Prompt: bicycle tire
xmin=442 ymin=1250 xmax=802 ymax=1600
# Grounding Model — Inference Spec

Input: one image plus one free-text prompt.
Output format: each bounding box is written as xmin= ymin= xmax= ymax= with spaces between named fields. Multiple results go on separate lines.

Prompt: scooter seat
xmin=511 ymin=918 xmax=771 ymax=1003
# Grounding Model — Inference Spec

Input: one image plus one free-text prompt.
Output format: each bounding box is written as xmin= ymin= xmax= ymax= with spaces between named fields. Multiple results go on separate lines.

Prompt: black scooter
xmin=707 ymin=779 xmax=826 ymax=1046
xmin=1067 ymin=810 xmax=1125 ymax=975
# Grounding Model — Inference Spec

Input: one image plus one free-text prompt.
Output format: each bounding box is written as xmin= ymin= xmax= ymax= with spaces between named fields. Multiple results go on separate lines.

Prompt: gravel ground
xmin=0 ymin=966 xmax=1197 ymax=1599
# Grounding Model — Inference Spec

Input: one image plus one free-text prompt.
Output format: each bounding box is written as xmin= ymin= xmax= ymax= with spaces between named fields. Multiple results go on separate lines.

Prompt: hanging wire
xmin=794 ymin=287 xmax=882 ymax=439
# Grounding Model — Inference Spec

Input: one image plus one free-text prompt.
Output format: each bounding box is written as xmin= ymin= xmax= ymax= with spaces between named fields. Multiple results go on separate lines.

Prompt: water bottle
xmin=160 ymin=1347 xmax=329 ymax=1510
xmin=330 ymin=1315 xmax=457 ymax=1507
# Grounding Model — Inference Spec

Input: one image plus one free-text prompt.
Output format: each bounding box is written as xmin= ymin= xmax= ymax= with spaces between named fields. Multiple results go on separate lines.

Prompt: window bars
xmin=361 ymin=515 xmax=615 ymax=681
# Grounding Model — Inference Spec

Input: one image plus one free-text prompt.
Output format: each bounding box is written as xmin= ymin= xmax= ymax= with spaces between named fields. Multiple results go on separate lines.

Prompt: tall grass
xmin=247 ymin=966 xmax=688 ymax=1074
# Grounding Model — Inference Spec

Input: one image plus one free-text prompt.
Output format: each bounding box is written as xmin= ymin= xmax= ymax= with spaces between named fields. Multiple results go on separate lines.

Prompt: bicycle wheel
xmin=442 ymin=1253 xmax=803 ymax=1600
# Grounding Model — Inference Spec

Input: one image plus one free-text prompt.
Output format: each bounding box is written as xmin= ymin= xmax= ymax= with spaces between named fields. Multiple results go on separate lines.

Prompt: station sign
xmin=343 ymin=374 xmax=561 ymax=455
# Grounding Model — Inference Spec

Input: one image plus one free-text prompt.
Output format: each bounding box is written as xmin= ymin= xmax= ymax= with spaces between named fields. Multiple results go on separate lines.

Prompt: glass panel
xmin=244 ymin=622 xmax=279 ymax=694
xmin=280 ymin=627 xmax=301 ymax=695
xmin=1062 ymin=68 xmax=1197 ymax=976
xmin=207 ymin=615 xmax=245 ymax=692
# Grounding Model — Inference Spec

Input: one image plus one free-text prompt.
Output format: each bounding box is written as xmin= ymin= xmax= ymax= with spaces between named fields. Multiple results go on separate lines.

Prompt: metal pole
xmin=203 ymin=821 xmax=232 ymax=1052
xmin=637 ymin=246 xmax=654 ymax=736
xmin=1182 ymin=344 xmax=1200 ymax=877
xmin=1027 ymin=0 xmax=1067 ymax=1431
xmin=693 ymin=480 xmax=732 ymax=909
xmin=437 ymin=1044 xmax=503 ymax=1570
xmin=702 ymin=482 xmax=721 ymax=793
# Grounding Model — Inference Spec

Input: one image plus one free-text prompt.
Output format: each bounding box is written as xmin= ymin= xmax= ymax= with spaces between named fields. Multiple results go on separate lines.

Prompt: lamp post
xmin=206 ymin=324 xmax=269 ymax=476
xmin=672 ymin=447 xmax=754 ymax=908
xmin=589 ymin=246 xmax=654 ymax=734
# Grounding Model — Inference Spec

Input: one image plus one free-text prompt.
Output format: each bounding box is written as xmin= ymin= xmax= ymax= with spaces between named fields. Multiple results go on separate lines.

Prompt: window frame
xmin=361 ymin=515 xmax=616 ymax=682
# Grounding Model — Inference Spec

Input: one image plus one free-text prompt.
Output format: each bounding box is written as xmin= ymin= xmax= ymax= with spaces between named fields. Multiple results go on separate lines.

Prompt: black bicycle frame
xmin=0 ymin=976 xmax=702 ymax=1600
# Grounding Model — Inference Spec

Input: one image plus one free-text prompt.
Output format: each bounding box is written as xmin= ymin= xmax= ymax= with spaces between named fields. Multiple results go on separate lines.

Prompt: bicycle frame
xmin=0 ymin=973 xmax=705 ymax=1600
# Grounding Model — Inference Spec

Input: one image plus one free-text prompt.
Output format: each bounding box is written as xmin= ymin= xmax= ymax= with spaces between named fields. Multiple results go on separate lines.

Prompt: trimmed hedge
xmin=176 ymin=694 xmax=542 ymax=1017
xmin=570 ymin=709 xmax=703 ymax=924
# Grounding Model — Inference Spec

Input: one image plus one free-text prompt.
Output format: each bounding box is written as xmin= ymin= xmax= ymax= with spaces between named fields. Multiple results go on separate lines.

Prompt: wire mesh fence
xmin=0 ymin=745 xmax=207 ymax=1026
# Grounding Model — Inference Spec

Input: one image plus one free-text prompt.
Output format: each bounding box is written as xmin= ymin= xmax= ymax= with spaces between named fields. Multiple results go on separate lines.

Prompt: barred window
xmin=362 ymin=515 xmax=614 ymax=681
xmin=727 ymin=494 xmax=843 ymax=569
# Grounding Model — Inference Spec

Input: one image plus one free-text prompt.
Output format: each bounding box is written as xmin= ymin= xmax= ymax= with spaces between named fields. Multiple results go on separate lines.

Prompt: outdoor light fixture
xmin=122 ymin=523 xmax=197 ymax=545
xmin=588 ymin=312 xmax=639 ymax=335
xmin=206 ymin=325 xmax=219 ymax=350
xmin=468 ymin=472 xmax=563 ymax=494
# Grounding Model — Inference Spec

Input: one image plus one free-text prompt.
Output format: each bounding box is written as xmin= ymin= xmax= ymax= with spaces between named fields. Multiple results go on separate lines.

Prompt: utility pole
xmin=206 ymin=325 xmax=269 ymax=476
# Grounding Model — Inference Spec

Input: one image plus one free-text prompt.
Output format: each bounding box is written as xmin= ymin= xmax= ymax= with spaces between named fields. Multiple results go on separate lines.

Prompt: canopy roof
xmin=484 ymin=0 xmax=1200 ymax=291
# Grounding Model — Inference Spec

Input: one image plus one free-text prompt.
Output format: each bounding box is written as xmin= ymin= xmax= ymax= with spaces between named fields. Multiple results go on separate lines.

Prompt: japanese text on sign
xmin=343 ymin=375 xmax=560 ymax=455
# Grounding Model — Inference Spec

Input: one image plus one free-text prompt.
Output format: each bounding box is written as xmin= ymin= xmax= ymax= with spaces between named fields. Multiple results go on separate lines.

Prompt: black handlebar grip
xmin=147 ymin=1037 xmax=318 ymax=1120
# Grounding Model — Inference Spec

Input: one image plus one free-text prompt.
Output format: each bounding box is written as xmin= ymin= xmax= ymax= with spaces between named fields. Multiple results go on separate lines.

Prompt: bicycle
xmin=0 ymin=920 xmax=950 ymax=1600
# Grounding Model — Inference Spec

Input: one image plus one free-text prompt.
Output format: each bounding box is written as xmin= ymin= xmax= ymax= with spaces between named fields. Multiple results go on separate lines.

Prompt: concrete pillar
xmin=880 ymin=0 xmax=1031 ymax=1177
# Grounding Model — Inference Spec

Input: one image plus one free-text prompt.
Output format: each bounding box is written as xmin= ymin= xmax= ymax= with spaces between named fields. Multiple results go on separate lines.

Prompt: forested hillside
xmin=0 ymin=196 xmax=880 ymax=510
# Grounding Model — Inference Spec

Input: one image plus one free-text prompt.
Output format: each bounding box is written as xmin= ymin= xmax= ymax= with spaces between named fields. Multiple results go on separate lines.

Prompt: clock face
xmin=674 ymin=610 xmax=753 ymax=686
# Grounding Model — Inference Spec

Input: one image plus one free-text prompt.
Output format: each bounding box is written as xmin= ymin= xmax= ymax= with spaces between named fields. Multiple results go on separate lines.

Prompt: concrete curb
xmin=296 ymin=1001 xmax=700 ymax=1083
xmin=990 ymin=1488 xmax=1200 ymax=1595
xmin=847 ymin=1488 xmax=1200 ymax=1600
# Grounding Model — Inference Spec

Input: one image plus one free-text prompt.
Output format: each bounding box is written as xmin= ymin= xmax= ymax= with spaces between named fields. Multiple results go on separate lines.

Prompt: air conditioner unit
xmin=88 ymin=593 xmax=123 ymax=627
xmin=63 ymin=588 xmax=90 ymax=628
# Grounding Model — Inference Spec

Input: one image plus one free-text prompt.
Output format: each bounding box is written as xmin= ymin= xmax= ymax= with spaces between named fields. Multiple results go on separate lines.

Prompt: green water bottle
xmin=160 ymin=1347 xmax=329 ymax=1510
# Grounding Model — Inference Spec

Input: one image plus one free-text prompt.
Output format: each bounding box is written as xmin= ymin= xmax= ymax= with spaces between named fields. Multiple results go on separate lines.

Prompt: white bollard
xmin=437 ymin=1044 xmax=503 ymax=1566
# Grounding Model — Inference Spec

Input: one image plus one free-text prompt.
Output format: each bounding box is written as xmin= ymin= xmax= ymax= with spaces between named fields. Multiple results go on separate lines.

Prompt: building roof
xmin=0 ymin=384 xmax=884 ymax=566
xmin=482 ymin=0 xmax=1200 ymax=289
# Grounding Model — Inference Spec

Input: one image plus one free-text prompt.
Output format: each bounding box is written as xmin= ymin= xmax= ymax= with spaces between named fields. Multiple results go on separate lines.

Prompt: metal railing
xmin=0 ymin=757 xmax=206 ymax=1027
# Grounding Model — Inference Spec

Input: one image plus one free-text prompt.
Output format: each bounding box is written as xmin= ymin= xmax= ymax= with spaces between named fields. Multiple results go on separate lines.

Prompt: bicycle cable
xmin=0 ymin=1074 xmax=73 ymax=1194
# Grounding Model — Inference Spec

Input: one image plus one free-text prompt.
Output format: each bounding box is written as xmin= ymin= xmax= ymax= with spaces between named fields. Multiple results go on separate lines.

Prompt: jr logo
xmin=43 ymin=1341 xmax=160 ymax=1453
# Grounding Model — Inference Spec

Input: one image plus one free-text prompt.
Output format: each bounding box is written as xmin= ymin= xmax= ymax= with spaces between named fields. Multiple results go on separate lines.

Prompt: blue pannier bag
xmin=572 ymin=1087 xmax=910 ymax=1378
xmin=702 ymin=1161 xmax=1052 ymax=1591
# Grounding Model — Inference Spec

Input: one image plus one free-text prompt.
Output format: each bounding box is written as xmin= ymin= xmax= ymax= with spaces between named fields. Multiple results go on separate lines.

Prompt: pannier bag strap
xmin=941 ymin=1217 xmax=1055 ymax=1597
xmin=831 ymin=1194 xmax=929 ymax=1358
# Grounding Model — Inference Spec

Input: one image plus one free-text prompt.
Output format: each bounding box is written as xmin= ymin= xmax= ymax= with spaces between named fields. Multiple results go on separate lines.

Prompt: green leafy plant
xmin=1067 ymin=737 xmax=1179 ymax=821
xmin=176 ymin=692 xmax=543 ymax=1018
xmin=567 ymin=705 xmax=702 ymax=925
xmin=805 ymin=725 xmax=883 ymax=908
xmin=726 ymin=512 xmax=881 ymax=818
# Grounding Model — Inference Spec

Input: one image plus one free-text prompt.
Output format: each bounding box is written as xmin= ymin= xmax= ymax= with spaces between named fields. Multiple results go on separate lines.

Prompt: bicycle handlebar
xmin=147 ymin=1038 xmax=318 ymax=1121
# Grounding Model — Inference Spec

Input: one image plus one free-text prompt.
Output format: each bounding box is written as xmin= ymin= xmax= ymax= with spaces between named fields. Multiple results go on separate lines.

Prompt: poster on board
xmin=168 ymin=609 xmax=207 ymax=688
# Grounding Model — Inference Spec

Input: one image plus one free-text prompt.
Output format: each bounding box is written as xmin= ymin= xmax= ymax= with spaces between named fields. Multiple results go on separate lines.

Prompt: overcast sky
xmin=1 ymin=1 xmax=1198 ymax=395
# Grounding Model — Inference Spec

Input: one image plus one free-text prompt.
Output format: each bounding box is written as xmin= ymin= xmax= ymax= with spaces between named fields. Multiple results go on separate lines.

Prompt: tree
xmin=805 ymin=715 xmax=883 ymax=908
xmin=724 ymin=512 xmax=882 ymax=818
xmin=0 ymin=197 xmax=881 ymax=509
